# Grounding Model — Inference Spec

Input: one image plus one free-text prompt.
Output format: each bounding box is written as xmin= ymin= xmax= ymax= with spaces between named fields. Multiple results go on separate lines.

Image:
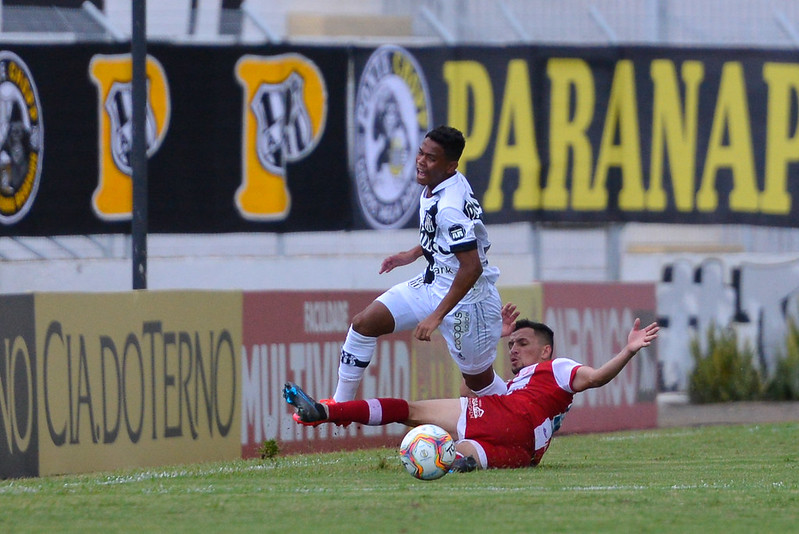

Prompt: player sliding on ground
xmin=285 ymin=314 xmax=659 ymax=471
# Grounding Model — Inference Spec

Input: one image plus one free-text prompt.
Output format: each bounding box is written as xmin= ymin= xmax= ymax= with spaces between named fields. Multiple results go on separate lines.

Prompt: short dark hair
xmin=514 ymin=319 xmax=555 ymax=354
xmin=425 ymin=126 xmax=465 ymax=162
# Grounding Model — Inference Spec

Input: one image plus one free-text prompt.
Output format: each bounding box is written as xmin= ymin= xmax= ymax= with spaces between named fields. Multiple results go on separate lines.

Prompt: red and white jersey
xmin=498 ymin=358 xmax=581 ymax=464
xmin=507 ymin=357 xmax=581 ymax=396
xmin=461 ymin=358 xmax=582 ymax=468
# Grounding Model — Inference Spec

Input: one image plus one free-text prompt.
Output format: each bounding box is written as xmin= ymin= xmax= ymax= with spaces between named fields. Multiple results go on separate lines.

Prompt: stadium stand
xmin=1 ymin=0 xmax=799 ymax=291
xmin=0 ymin=1 xmax=797 ymax=46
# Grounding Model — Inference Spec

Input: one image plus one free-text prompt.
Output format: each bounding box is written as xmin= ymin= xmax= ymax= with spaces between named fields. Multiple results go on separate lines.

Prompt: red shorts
xmin=458 ymin=396 xmax=540 ymax=469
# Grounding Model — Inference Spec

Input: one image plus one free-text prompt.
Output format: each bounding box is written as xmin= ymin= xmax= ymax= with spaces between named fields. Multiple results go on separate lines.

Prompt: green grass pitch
xmin=1 ymin=423 xmax=796 ymax=533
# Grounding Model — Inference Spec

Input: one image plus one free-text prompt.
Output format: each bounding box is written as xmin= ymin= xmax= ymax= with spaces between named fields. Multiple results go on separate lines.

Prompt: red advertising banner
xmin=242 ymin=284 xmax=657 ymax=459
xmin=542 ymin=283 xmax=658 ymax=433
xmin=241 ymin=291 xmax=418 ymax=457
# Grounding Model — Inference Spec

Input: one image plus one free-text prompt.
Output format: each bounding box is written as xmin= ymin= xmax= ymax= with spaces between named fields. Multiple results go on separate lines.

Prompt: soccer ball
xmin=399 ymin=424 xmax=456 ymax=480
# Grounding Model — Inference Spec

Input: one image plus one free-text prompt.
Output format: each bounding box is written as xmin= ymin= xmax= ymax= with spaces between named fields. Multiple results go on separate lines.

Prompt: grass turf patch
xmin=0 ymin=423 xmax=796 ymax=533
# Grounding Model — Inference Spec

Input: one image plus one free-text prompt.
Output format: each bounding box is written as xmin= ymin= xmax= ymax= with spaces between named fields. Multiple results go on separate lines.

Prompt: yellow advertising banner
xmin=35 ymin=291 xmax=242 ymax=476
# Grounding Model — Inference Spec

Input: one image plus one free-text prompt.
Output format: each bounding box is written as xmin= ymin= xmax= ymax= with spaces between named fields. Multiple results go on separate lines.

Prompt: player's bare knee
xmin=463 ymin=368 xmax=494 ymax=392
xmin=351 ymin=312 xmax=376 ymax=336
xmin=351 ymin=305 xmax=394 ymax=337
xmin=455 ymin=441 xmax=482 ymax=468
xmin=463 ymin=375 xmax=490 ymax=391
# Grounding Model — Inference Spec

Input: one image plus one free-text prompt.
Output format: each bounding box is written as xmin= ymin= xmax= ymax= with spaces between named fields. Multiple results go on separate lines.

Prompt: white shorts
xmin=376 ymin=274 xmax=502 ymax=374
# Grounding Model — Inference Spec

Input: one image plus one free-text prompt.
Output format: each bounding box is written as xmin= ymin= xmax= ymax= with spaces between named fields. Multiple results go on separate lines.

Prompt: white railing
xmin=0 ymin=1 xmax=797 ymax=47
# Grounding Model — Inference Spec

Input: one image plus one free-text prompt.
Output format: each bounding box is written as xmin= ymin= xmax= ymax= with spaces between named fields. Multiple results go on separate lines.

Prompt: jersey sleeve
xmin=437 ymin=206 xmax=477 ymax=252
xmin=551 ymin=358 xmax=583 ymax=393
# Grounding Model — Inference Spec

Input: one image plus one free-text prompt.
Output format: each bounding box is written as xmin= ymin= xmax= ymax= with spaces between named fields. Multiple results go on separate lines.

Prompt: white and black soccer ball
xmin=399 ymin=424 xmax=456 ymax=480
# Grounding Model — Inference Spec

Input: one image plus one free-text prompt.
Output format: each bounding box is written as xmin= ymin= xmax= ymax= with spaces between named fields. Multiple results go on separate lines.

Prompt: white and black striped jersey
xmin=418 ymin=171 xmax=500 ymax=303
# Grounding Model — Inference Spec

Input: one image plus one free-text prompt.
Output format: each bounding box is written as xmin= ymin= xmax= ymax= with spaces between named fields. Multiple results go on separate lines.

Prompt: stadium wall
xmin=0 ymin=284 xmax=657 ymax=477
xmin=1 ymin=37 xmax=798 ymax=471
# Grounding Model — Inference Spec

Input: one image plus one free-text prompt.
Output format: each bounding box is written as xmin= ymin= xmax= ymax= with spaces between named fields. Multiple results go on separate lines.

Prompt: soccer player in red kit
xmin=284 ymin=311 xmax=658 ymax=470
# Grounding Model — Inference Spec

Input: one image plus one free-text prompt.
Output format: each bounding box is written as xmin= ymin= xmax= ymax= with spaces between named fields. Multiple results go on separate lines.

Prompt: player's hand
xmin=627 ymin=318 xmax=659 ymax=353
xmin=380 ymin=251 xmax=412 ymax=274
xmin=379 ymin=255 xmax=399 ymax=274
xmin=414 ymin=315 xmax=442 ymax=342
xmin=500 ymin=302 xmax=520 ymax=337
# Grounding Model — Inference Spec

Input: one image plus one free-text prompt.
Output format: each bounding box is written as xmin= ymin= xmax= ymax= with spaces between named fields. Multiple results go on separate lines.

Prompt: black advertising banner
xmin=2 ymin=43 xmax=799 ymax=235
xmin=350 ymin=45 xmax=799 ymax=229
xmin=150 ymin=46 xmax=351 ymax=233
xmin=0 ymin=44 xmax=350 ymax=236
xmin=0 ymin=294 xmax=38 ymax=478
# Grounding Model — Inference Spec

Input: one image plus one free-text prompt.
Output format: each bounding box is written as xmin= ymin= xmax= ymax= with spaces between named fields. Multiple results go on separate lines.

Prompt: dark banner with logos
xmin=0 ymin=44 xmax=350 ymax=236
xmin=350 ymin=44 xmax=799 ymax=230
xmin=1 ymin=43 xmax=798 ymax=235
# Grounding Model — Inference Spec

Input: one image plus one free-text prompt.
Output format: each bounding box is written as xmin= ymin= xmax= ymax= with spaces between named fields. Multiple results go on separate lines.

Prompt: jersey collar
xmin=430 ymin=171 xmax=460 ymax=195
xmin=517 ymin=363 xmax=539 ymax=378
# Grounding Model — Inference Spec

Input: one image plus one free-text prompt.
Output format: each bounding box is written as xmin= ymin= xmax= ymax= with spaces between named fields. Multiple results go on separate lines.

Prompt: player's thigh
xmin=375 ymin=276 xmax=433 ymax=332
xmin=406 ymin=398 xmax=461 ymax=436
xmin=439 ymin=297 xmax=502 ymax=373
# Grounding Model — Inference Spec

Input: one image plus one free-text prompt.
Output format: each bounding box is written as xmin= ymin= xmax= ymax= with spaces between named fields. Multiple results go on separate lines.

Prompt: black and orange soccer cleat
xmin=283 ymin=382 xmax=328 ymax=425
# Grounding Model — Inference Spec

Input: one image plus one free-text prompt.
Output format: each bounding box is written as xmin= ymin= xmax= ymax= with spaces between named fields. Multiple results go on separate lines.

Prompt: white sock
xmin=333 ymin=327 xmax=377 ymax=402
xmin=473 ymin=371 xmax=507 ymax=396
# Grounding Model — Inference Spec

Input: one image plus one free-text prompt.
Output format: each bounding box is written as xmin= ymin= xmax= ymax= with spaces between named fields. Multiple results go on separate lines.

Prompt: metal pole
xmin=607 ymin=223 xmax=622 ymax=281
xmin=131 ymin=0 xmax=147 ymax=289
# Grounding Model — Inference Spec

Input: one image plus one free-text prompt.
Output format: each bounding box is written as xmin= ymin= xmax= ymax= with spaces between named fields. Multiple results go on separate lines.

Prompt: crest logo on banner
xmin=353 ymin=45 xmax=431 ymax=229
xmin=89 ymin=54 xmax=171 ymax=220
xmin=0 ymin=51 xmax=44 ymax=225
xmin=235 ymin=54 xmax=327 ymax=221
xmin=104 ymin=81 xmax=159 ymax=175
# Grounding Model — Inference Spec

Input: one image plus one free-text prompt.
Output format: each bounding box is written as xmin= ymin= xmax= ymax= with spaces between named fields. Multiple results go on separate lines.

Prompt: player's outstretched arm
xmin=571 ymin=319 xmax=659 ymax=393
xmin=380 ymin=245 xmax=423 ymax=274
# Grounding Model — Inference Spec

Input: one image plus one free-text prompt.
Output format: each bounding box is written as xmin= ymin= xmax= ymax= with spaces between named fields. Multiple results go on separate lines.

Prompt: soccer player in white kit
xmin=332 ymin=126 xmax=506 ymax=402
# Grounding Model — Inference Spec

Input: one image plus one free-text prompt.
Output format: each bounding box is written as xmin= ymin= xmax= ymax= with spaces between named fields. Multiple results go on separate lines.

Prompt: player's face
xmin=416 ymin=137 xmax=457 ymax=190
xmin=507 ymin=327 xmax=552 ymax=374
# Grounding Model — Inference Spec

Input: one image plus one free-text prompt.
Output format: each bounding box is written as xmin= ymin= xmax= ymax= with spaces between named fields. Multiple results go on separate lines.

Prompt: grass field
xmin=1 ymin=423 xmax=796 ymax=533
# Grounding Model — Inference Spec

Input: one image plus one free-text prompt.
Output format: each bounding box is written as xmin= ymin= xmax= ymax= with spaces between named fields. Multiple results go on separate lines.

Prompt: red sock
xmin=327 ymin=398 xmax=409 ymax=426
